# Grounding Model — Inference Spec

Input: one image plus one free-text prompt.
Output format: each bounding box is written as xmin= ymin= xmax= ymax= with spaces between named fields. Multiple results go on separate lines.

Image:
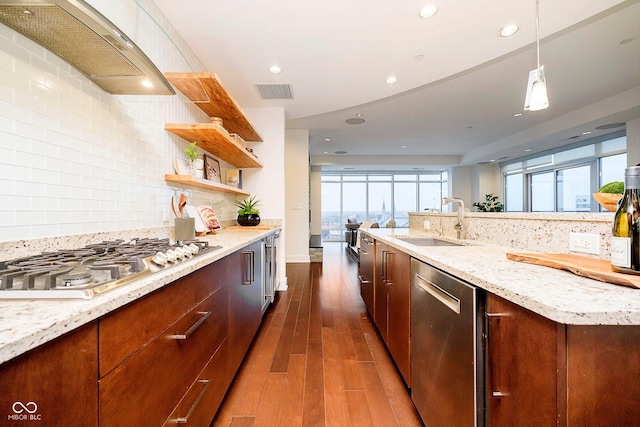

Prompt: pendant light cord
xmin=536 ymin=0 xmax=541 ymax=70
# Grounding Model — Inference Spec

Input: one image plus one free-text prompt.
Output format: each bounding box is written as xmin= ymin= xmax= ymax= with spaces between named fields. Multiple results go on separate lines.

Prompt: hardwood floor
xmin=212 ymin=242 xmax=423 ymax=427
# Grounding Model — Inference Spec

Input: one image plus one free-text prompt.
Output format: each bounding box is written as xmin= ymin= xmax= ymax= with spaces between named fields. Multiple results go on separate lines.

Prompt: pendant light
xmin=524 ymin=0 xmax=549 ymax=111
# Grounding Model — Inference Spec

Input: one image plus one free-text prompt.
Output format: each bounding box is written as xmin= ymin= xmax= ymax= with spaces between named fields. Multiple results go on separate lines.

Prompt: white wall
xmin=285 ymin=129 xmax=311 ymax=263
xmin=627 ymin=118 xmax=640 ymax=166
xmin=472 ymin=163 xmax=501 ymax=209
xmin=450 ymin=166 xmax=473 ymax=212
xmin=310 ymin=169 xmax=322 ymax=235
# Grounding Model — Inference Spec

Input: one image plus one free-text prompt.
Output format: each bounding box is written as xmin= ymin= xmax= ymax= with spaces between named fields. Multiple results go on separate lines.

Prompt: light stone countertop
xmin=363 ymin=228 xmax=640 ymax=326
xmin=0 ymin=228 xmax=279 ymax=365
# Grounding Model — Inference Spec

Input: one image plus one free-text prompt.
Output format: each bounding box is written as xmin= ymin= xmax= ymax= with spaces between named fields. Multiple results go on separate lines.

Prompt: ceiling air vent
xmin=255 ymin=84 xmax=294 ymax=100
xmin=0 ymin=0 xmax=174 ymax=95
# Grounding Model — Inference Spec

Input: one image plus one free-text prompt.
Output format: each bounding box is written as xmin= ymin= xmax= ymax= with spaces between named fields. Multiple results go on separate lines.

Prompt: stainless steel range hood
xmin=0 ymin=0 xmax=175 ymax=95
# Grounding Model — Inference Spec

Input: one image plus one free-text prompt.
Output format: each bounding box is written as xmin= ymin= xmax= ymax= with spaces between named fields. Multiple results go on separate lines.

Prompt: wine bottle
xmin=611 ymin=166 xmax=640 ymax=274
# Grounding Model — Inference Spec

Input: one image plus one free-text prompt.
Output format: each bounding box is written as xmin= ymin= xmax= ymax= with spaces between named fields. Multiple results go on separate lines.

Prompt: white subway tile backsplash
xmin=0 ymin=1 xmax=233 ymax=242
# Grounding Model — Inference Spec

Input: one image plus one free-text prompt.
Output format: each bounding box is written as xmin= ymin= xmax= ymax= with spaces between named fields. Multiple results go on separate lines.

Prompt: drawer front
xmin=99 ymin=284 xmax=229 ymax=427
xmin=162 ymin=337 xmax=232 ymax=426
xmin=99 ymin=258 xmax=227 ymax=376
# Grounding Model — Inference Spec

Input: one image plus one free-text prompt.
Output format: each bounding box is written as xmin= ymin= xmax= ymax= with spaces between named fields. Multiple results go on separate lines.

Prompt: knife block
xmin=174 ymin=218 xmax=195 ymax=241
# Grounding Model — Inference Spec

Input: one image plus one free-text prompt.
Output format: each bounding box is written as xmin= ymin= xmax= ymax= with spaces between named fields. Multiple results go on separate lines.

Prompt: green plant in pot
xmin=473 ymin=193 xmax=504 ymax=212
xmin=184 ymin=141 xmax=200 ymax=175
xmin=236 ymin=195 xmax=261 ymax=226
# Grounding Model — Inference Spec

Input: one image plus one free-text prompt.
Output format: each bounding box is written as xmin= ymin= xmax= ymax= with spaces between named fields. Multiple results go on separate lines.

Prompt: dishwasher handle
xmin=415 ymin=273 xmax=461 ymax=314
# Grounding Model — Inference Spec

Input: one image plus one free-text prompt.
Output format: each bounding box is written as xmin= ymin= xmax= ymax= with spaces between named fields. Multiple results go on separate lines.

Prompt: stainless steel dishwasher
xmin=410 ymin=258 xmax=485 ymax=427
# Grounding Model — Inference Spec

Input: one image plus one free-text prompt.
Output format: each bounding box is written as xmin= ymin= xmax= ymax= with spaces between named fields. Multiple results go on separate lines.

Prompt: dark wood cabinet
xmin=358 ymin=233 xmax=375 ymax=315
xmin=485 ymin=293 xmax=561 ymax=427
xmin=374 ymin=241 xmax=411 ymax=385
xmin=0 ymin=322 xmax=98 ymax=427
xmin=486 ymin=294 xmax=640 ymax=427
xmin=227 ymin=240 xmax=264 ymax=374
xmin=99 ymin=259 xmax=230 ymax=427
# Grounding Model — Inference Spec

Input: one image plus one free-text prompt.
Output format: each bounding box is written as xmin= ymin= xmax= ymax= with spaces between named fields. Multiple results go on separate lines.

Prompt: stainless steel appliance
xmin=262 ymin=231 xmax=280 ymax=314
xmin=0 ymin=238 xmax=218 ymax=299
xmin=411 ymin=258 xmax=485 ymax=427
xmin=0 ymin=0 xmax=175 ymax=95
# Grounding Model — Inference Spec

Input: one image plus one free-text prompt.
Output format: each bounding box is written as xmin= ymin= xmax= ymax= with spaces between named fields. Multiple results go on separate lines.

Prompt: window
xmin=320 ymin=172 xmax=448 ymax=240
xmin=502 ymin=133 xmax=626 ymax=212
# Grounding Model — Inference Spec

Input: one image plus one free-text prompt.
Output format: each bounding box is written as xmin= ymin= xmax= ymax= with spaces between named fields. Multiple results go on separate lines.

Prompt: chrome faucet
xmin=442 ymin=197 xmax=465 ymax=239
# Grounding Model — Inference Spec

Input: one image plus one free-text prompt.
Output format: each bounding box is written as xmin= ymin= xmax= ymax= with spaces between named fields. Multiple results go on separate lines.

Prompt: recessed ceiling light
xmin=346 ymin=117 xmax=365 ymax=125
xmin=268 ymin=65 xmax=282 ymax=74
xmin=498 ymin=24 xmax=519 ymax=37
xmin=335 ymin=151 xmax=348 ymax=154
xmin=525 ymin=148 xmax=532 ymax=152
xmin=582 ymin=131 xmax=592 ymax=135
xmin=386 ymin=76 xmax=398 ymax=84
xmin=401 ymin=145 xmax=407 ymax=148
xmin=414 ymin=54 xmax=425 ymax=61
xmin=490 ymin=159 xmax=496 ymax=162
xmin=419 ymin=4 xmax=438 ymax=19
xmin=324 ymin=138 xmax=331 ymax=142
xmin=513 ymin=112 xmax=523 ymax=117
xmin=323 ymin=151 xmax=328 ymax=154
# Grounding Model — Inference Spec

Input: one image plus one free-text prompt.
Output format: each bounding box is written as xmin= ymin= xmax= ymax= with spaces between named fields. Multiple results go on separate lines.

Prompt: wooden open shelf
xmin=165 ymin=72 xmax=263 ymax=143
xmin=165 ymin=174 xmax=250 ymax=196
xmin=165 ymin=123 xmax=263 ymax=169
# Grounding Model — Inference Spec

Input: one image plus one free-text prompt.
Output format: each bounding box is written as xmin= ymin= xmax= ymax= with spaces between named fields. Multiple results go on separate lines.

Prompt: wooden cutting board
xmin=506 ymin=252 xmax=640 ymax=289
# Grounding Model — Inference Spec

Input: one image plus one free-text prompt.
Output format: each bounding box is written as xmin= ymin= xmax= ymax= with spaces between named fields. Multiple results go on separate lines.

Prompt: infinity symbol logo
xmin=12 ymin=401 xmax=38 ymax=414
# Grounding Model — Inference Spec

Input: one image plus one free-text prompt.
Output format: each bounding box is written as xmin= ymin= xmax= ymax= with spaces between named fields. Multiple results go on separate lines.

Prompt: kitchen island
xmin=361 ymin=227 xmax=640 ymax=427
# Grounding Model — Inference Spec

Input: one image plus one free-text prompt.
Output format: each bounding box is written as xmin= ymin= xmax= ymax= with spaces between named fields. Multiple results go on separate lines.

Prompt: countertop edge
xmin=0 ymin=228 xmax=279 ymax=365
xmin=362 ymin=228 xmax=640 ymax=326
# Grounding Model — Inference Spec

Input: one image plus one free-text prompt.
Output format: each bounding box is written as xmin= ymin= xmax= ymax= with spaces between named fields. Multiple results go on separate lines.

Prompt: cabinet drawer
xmin=163 ymin=336 xmax=232 ymax=426
xmin=99 ymin=284 xmax=229 ymax=427
xmin=99 ymin=259 xmax=226 ymax=376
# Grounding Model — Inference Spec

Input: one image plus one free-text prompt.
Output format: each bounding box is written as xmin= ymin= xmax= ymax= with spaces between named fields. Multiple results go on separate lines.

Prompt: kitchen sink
xmin=396 ymin=237 xmax=463 ymax=247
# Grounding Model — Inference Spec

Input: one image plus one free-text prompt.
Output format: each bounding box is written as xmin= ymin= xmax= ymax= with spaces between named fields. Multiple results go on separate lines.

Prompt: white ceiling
xmin=154 ymin=0 xmax=640 ymax=171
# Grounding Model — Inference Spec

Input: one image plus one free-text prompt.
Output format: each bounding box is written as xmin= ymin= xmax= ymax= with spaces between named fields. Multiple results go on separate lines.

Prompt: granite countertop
xmin=363 ymin=228 xmax=640 ymax=326
xmin=0 ymin=228 xmax=279 ymax=365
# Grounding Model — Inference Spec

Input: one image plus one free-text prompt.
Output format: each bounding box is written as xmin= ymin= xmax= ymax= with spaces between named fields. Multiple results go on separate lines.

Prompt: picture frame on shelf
xmin=226 ymin=169 xmax=241 ymax=188
xmin=204 ymin=154 xmax=221 ymax=183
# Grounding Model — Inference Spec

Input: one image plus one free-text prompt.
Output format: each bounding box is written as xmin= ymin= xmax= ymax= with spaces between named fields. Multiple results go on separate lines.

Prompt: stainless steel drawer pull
xmin=415 ymin=273 xmax=461 ymax=314
xmin=169 ymin=311 xmax=211 ymax=340
xmin=171 ymin=379 xmax=211 ymax=423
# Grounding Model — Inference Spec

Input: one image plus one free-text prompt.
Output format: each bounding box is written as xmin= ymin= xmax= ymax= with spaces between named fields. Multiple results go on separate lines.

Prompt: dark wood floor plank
xmin=252 ymin=373 xmax=287 ymax=427
xmin=227 ymin=416 xmax=255 ymax=427
xmin=345 ymin=390 xmax=375 ymax=426
xmin=291 ymin=269 xmax=312 ymax=355
xmin=215 ymin=242 xmax=422 ymax=427
xmin=303 ymin=342 xmax=325 ymax=427
xmin=322 ymin=327 xmax=351 ymax=427
xmin=276 ymin=354 xmax=306 ymax=426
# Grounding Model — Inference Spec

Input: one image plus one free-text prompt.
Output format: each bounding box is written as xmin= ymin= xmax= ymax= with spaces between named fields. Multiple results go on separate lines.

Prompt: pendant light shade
xmin=524 ymin=66 xmax=549 ymax=111
xmin=524 ymin=0 xmax=549 ymax=111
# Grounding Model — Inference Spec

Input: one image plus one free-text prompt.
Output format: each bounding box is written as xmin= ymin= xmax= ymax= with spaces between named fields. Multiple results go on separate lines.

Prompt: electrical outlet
xmin=424 ymin=220 xmax=430 ymax=230
xmin=568 ymin=232 xmax=600 ymax=255
xmin=162 ymin=206 xmax=171 ymax=224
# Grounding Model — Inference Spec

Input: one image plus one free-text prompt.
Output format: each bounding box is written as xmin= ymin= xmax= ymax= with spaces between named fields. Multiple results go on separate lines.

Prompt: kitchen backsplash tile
xmin=0 ymin=1 xmax=242 ymax=243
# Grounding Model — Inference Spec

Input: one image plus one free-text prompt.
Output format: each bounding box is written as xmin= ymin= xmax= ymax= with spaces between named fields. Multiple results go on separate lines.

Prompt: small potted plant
xmin=473 ymin=193 xmax=504 ymax=212
xmin=184 ymin=141 xmax=203 ymax=176
xmin=235 ymin=195 xmax=261 ymax=226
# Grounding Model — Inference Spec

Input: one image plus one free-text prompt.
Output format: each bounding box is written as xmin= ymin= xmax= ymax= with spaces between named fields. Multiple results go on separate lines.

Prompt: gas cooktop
xmin=0 ymin=238 xmax=220 ymax=299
